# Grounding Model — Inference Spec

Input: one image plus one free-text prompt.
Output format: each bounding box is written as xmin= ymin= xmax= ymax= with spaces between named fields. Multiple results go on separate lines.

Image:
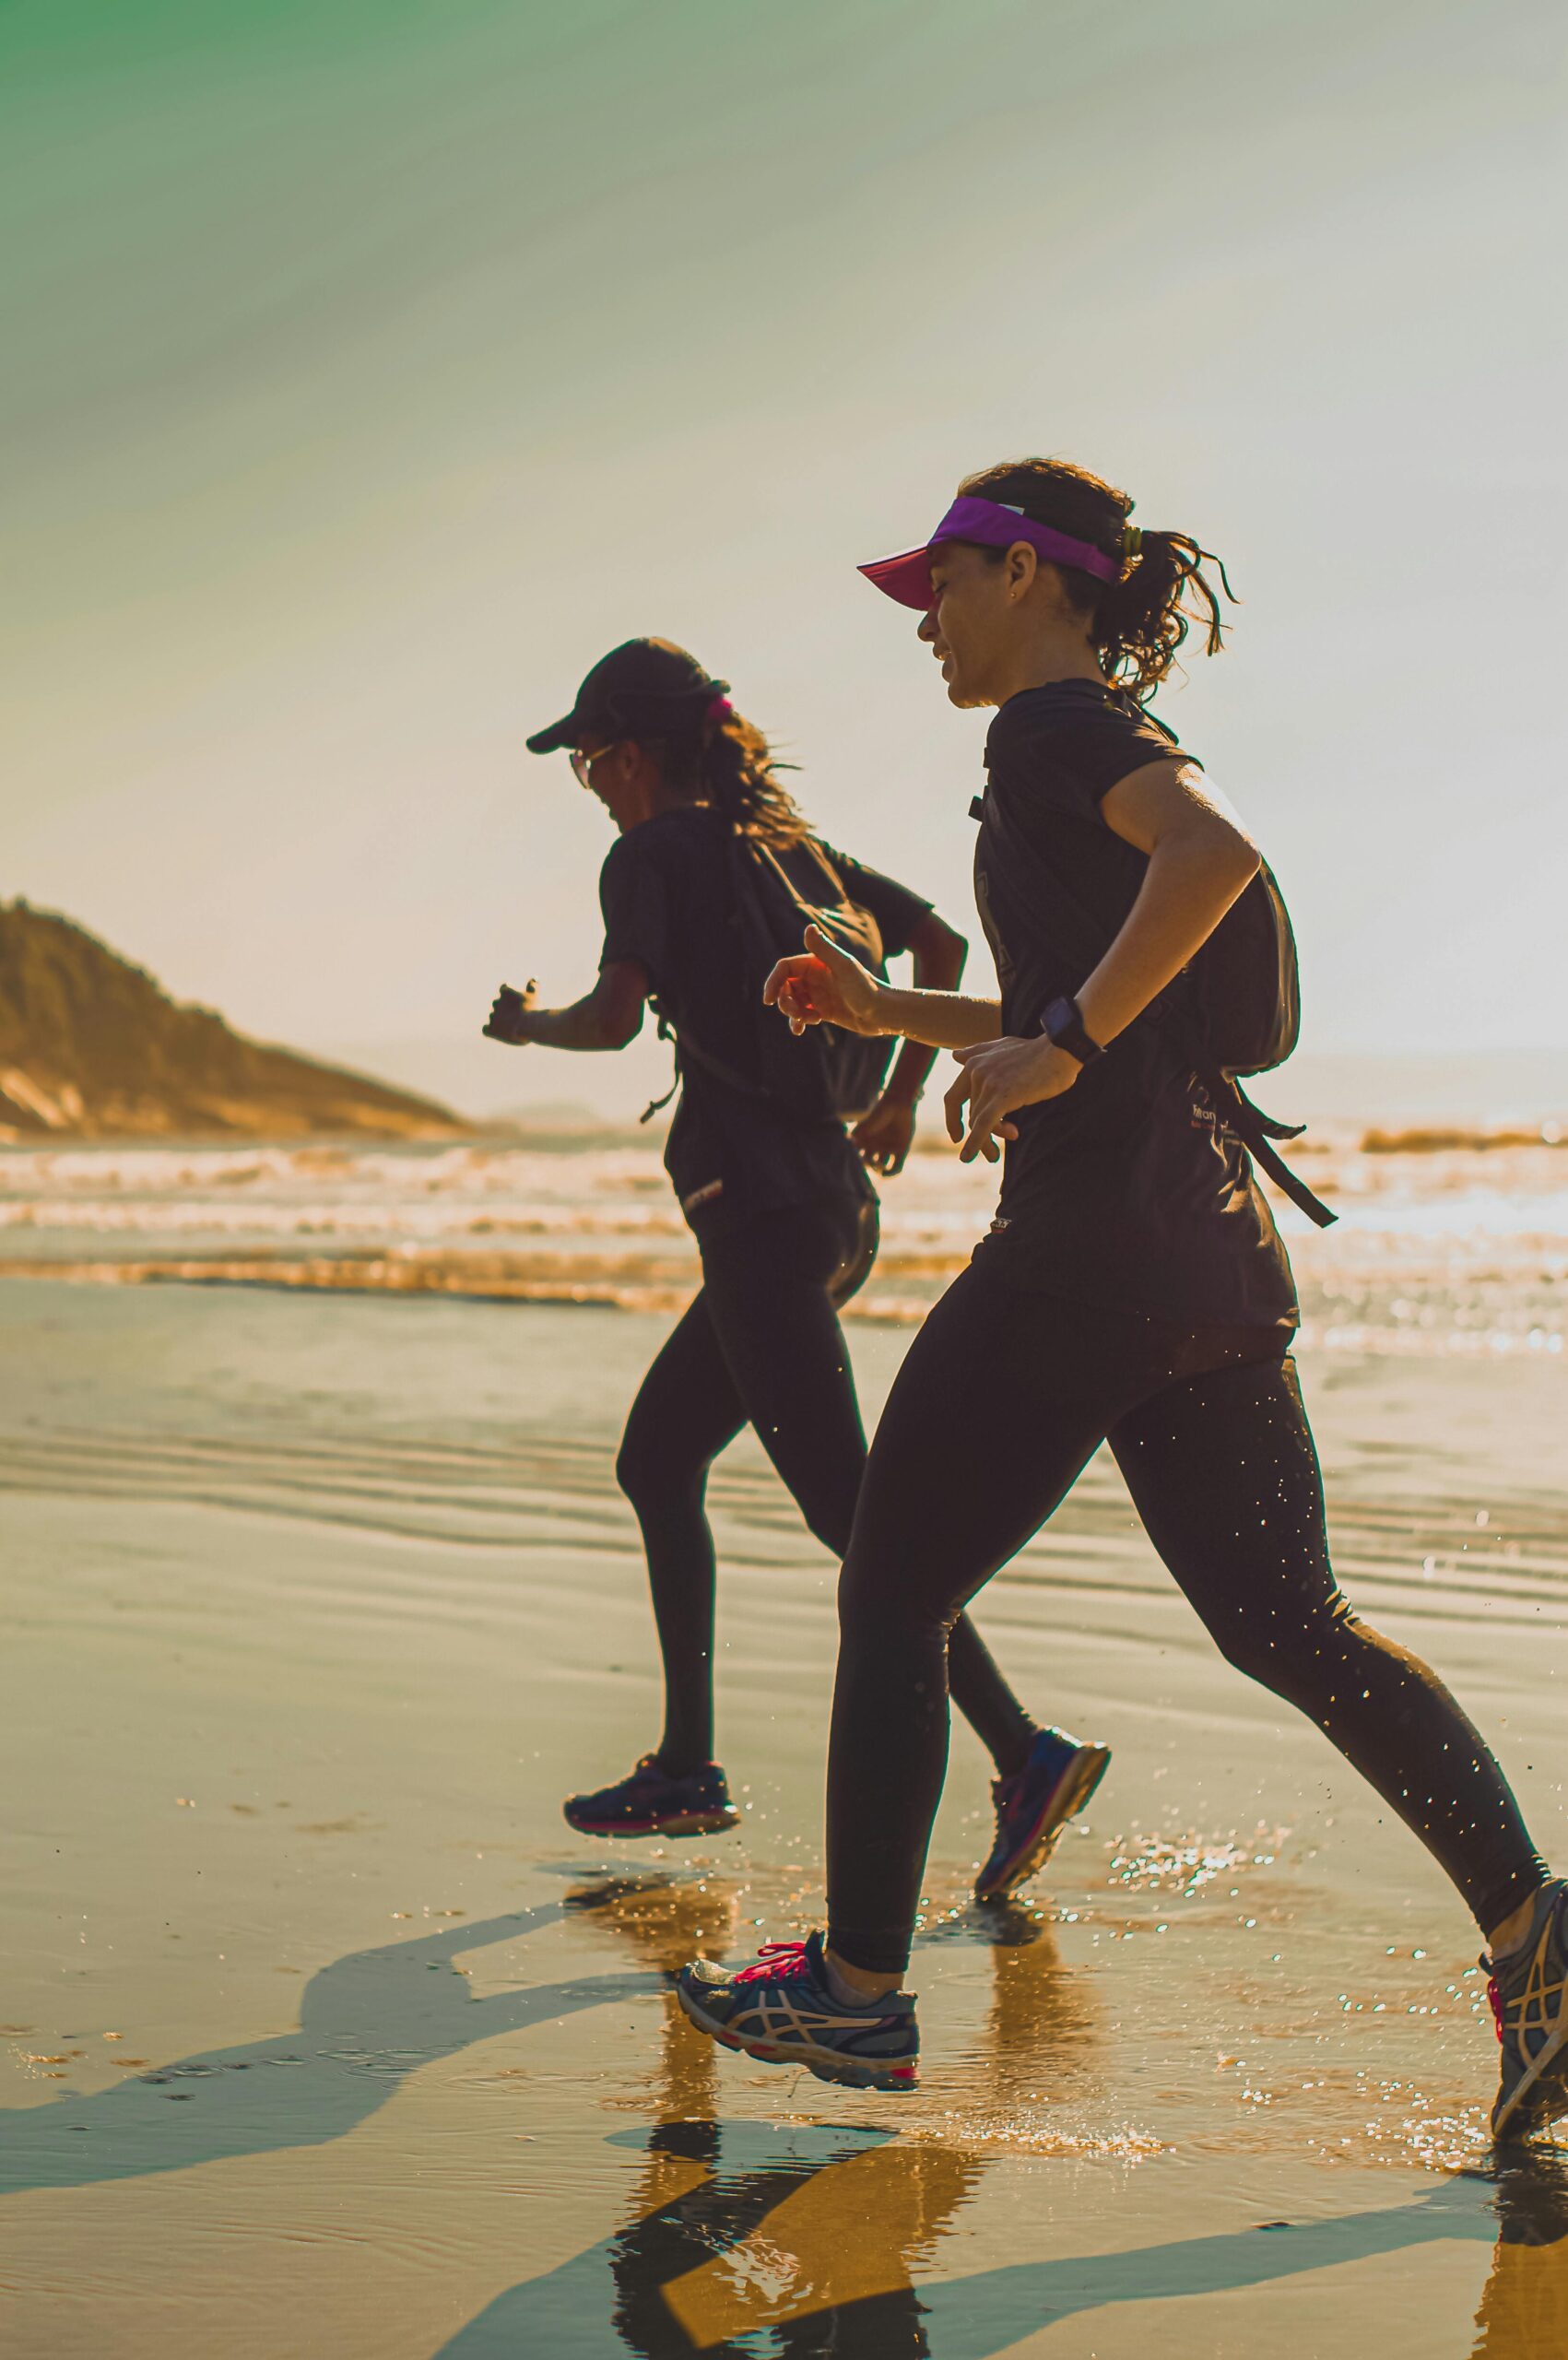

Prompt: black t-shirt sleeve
xmin=818 ymin=844 xmax=933 ymax=960
xmin=597 ymin=833 xmax=667 ymax=981
xmin=985 ymin=691 xmax=1199 ymax=819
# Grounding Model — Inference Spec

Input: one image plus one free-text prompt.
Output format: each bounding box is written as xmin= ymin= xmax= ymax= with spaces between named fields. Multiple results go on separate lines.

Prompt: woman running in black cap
xmin=677 ymin=466 xmax=1566 ymax=2143
xmin=490 ymin=637 xmax=1107 ymax=1884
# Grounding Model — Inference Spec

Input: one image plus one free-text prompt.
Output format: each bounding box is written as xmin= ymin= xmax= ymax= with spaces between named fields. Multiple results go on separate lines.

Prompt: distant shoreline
xmin=4 ymin=1117 xmax=1564 ymax=1158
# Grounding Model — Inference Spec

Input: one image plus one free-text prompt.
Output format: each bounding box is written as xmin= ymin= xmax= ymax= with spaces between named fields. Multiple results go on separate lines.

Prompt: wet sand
xmin=3 ymin=1276 xmax=1568 ymax=2357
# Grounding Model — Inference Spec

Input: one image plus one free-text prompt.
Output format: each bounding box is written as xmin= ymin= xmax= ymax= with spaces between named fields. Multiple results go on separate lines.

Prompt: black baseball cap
xmin=525 ymin=638 xmax=730 ymax=754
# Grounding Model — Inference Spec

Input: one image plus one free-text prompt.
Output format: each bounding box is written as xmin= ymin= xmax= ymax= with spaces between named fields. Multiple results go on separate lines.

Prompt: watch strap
xmin=1041 ymin=994 xmax=1103 ymax=1067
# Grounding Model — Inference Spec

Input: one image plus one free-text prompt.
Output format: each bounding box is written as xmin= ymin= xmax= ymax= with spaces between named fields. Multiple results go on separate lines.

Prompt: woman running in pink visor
xmin=676 ymin=460 xmax=1564 ymax=2145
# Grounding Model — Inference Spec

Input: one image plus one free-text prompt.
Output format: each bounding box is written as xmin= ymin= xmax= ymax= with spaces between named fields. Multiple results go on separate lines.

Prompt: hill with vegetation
xmin=0 ymin=902 xmax=469 ymax=1139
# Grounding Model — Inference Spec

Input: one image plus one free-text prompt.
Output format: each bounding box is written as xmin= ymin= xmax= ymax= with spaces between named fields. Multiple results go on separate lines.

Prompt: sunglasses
xmin=569 ymin=740 xmax=621 ymax=786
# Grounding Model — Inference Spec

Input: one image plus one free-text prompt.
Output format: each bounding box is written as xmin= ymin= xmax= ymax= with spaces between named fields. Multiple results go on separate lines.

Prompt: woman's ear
xmin=1005 ymin=539 xmax=1040 ymax=601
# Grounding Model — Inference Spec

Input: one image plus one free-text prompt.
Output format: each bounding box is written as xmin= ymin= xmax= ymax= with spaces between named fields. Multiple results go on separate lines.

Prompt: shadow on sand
xmin=0 ymin=1902 xmax=651 ymax=2194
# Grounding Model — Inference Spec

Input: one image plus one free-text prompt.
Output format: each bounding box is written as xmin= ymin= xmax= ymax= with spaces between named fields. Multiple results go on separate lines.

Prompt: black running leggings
xmin=826 ymin=1258 xmax=1545 ymax=1975
xmin=615 ymin=1196 xmax=1039 ymax=1779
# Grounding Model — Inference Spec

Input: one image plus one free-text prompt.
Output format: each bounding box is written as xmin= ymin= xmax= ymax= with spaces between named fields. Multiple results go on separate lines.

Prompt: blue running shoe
xmin=974 ymin=1728 xmax=1111 ymax=1901
xmin=563 ymin=1754 xmax=740 ymax=1840
xmin=1489 ymin=1878 xmax=1568 ymax=2143
xmin=678 ymin=1930 xmax=919 ymax=2093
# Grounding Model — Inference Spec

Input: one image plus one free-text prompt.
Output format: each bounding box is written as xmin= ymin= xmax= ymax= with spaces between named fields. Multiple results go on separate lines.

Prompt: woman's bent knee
xmin=617 ymin=1436 xmax=694 ymax=1515
xmin=1207 ymin=1589 xmax=1362 ymax=1705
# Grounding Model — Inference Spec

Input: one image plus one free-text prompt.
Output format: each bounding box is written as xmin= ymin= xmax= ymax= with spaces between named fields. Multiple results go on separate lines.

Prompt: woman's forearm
xmin=1075 ymin=826 xmax=1258 ymax=1051
xmin=880 ymin=916 xmax=973 ymax=1098
xmin=872 ymin=983 xmax=1002 ymax=1052
xmin=496 ymin=960 xmax=647 ymax=1053
xmin=514 ymin=999 xmax=625 ymax=1050
xmin=504 ymin=969 xmax=645 ymax=1052
xmin=881 ymin=1032 xmax=938 ymax=1103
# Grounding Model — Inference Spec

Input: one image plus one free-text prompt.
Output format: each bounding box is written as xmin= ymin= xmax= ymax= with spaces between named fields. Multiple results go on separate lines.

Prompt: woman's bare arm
xmin=850 ymin=909 xmax=970 ymax=1175
xmin=484 ymin=960 xmax=649 ymax=1052
xmin=764 ymin=925 xmax=1001 ymax=1052
xmin=879 ymin=909 xmax=970 ymax=1101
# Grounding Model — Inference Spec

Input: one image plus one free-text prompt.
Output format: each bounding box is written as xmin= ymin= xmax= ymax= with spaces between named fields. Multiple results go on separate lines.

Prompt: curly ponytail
xmin=958 ymin=456 xmax=1236 ymax=702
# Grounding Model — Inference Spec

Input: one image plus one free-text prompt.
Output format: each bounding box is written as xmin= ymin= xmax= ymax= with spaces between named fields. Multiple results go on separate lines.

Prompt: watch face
xmin=1043 ymin=997 xmax=1098 ymax=1062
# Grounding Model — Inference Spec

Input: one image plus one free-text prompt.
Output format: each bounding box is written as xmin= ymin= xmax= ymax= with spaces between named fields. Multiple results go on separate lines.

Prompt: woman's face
xmin=573 ymin=739 xmax=645 ymax=830
xmin=917 ymin=540 xmax=1031 ymax=708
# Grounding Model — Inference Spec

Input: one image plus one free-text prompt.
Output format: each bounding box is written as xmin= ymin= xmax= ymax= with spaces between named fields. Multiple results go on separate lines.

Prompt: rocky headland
xmin=0 ymin=902 xmax=469 ymax=1140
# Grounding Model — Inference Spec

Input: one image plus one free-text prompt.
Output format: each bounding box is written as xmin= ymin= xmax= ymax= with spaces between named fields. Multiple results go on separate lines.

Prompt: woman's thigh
xmin=697 ymin=1198 xmax=876 ymax=1552
xmin=618 ymin=1291 xmax=748 ymax=1495
xmin=840 ymin=1264 xmax=1111 ymax=1631
xmin=1108 ymin=1350 xmax=1335 ymax=1640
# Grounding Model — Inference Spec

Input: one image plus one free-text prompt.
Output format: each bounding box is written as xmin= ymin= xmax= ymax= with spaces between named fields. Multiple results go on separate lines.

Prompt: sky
xmin=4 ymin=0 xmax=1565 ymax=1119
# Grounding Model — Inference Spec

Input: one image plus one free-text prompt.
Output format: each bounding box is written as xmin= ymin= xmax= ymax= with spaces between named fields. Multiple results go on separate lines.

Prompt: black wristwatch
xmin=1040 ymin=994 xmax=1103 ymax=1068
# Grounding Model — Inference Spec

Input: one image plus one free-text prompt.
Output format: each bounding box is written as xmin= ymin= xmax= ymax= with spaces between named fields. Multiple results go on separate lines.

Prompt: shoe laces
xmin=733 ymin=1941 xmax=812 ymax=1988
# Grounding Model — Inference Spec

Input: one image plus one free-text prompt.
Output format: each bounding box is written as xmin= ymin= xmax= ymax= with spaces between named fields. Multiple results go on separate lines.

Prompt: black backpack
xmin=644 ymin=832 xmax=896 ymax=1127
xmin=976 ymin=777 xmax=1335 ymax=1228
xmin=1163 ymin=855 xmax=1301 ymax=1078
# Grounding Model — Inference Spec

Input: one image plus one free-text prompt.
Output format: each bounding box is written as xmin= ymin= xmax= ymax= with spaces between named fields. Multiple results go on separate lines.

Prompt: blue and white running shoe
xmin=1489 ymin=1878 xmax=1568 ymax=2142
xmin=678 ymin=1930 xmax=920 ymax=2093
xmin=563 ymin=1754 xmax=740 ymax=1840
xmin=974 ymin=1727 xmax=1111 ymax=1901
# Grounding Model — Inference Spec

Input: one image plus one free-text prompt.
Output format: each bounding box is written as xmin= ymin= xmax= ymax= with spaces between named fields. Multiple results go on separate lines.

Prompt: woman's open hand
xmin=762 ymin=925 xmax=887 ymax=1038
xmin=944 ymin=1033 xmax=1080 ymax=1162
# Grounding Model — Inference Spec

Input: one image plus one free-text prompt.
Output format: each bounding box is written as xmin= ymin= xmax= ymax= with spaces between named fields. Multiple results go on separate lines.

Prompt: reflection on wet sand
xmin=1472 ymin=2153 xmax=1568 ymax=2357
xmin=595 ymin=1878 xmax=986 ymax=2341
xmin=436 ymin=1875 xmax=1568 ymax=2358
xmin=439 ymin=1874 xmax=1093 ymax=2354
xmin=937 ymin=1894 xmax=1102 ymax=2135
xmin=581 ymin=1872 xmax=982 ymax=2356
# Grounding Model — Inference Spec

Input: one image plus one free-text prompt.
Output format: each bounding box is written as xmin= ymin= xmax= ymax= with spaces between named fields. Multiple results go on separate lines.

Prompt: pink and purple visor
xmin=858 ymin=495 xmax=1123 ymax=610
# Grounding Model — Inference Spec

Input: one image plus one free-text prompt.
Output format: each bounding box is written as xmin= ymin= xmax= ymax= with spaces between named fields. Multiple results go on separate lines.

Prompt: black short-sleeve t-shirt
xmin=598 ymin=806 xmax=932 ymax=1233
xmin=971 ymin=681 xmax=1298 ymax=1330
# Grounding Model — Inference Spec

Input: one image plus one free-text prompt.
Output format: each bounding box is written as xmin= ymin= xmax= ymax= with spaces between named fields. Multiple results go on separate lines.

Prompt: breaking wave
xmin=2 ymin=1134 xmax=1565 ymax=1351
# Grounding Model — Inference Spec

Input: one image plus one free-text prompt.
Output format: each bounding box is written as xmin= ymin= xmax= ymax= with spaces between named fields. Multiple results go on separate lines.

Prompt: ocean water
xmin=1 ymin=1123 xmax=1566 ymax=1351
xmin=3 ymin=1130 xmax=1568 ymax=2355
